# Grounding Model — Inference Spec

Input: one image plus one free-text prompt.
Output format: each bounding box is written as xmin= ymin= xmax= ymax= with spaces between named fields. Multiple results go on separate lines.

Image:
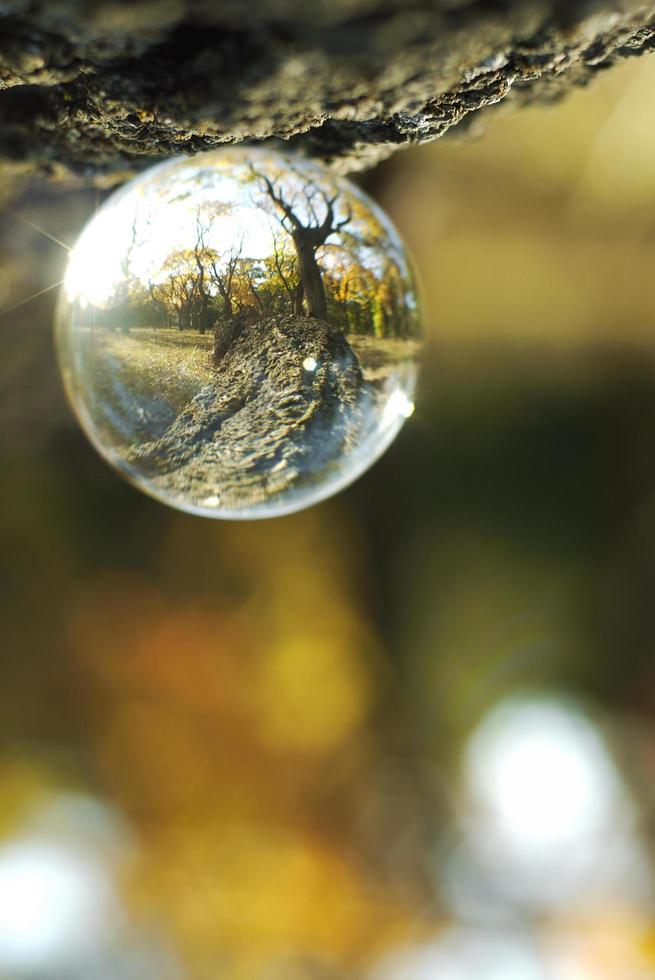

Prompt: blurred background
xmin=3 ymin=51 xmax=655 ymax=980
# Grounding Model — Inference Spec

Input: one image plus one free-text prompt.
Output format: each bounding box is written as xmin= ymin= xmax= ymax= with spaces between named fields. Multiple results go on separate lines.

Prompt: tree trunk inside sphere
xmin=296 ymin=242 xmax=328 ymax=320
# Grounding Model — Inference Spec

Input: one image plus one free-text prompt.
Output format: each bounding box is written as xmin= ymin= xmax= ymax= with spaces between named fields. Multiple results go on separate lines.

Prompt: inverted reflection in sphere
xmin=57 ymin=148 xmax=422 ymax=518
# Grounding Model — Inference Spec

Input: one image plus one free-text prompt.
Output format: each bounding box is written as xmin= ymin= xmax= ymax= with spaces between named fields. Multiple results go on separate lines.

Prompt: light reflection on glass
xmin=382 ymin=389 xmax=415 ymax=428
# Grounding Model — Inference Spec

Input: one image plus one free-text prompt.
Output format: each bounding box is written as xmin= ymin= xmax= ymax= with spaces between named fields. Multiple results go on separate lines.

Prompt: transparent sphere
xmin=56 ymin=147 xmax=422 ymax=519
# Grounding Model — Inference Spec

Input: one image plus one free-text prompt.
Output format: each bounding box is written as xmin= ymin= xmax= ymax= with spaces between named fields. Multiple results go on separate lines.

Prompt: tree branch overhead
xmin=1 ymin=0 xmax=655 ymax=184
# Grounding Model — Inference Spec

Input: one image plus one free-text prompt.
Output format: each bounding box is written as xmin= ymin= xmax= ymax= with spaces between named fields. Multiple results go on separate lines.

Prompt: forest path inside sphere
xmin=127 ymin=315 xmax=370 ymax=508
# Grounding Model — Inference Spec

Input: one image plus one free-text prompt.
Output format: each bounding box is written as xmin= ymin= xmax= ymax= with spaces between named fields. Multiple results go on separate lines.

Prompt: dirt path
xmin=129 ymin=315 xmax=368 ymax=510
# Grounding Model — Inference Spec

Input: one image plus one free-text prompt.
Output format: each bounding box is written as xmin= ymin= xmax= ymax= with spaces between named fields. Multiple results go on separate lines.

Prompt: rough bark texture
xmin=130 ymin=314 xmax=364 ymax=511
xmin=1 ymin=0 xmax=655 ymax=184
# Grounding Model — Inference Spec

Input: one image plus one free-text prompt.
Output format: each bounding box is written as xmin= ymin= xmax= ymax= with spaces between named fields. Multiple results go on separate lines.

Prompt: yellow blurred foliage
xmin=382 ymin=56 xmax=655 ymax=349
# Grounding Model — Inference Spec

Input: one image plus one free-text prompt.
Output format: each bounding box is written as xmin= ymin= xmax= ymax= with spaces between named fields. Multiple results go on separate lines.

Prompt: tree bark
xmin=1 ymin=1 xmax=655 ymax=187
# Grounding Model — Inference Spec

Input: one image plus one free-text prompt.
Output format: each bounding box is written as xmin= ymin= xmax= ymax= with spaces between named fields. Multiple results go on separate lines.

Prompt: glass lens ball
xmin=56 ymin=147 xmax=422 ymax=519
